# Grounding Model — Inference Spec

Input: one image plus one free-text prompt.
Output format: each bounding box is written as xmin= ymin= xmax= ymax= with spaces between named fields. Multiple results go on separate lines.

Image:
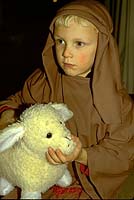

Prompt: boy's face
xmin=54 ymin=20 xmax=98 ymax=77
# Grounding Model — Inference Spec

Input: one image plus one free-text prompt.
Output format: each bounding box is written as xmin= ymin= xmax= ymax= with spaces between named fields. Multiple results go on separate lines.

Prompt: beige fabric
xmin=0 ymin=0 xmax=134 ymax=199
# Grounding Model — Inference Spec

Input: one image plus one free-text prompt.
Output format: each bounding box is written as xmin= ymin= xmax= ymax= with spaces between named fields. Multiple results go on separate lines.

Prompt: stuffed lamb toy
xmin=0 ymin=103 xmax=76 ymax=199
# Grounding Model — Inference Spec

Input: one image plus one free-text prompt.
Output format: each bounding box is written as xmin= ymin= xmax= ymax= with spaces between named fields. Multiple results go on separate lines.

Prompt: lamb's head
xmin=0 ymin=103 xmax=76 ymax=157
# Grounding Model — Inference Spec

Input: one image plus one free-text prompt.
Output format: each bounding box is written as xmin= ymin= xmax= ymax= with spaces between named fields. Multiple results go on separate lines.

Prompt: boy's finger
xmin=47 ymin=148 xmax=61 ymax=164
xmin=55 ymin=149 xmax=68 ymax=163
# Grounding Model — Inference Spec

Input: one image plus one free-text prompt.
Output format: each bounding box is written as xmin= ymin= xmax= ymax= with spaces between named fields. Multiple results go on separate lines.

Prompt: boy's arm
xmin=0 ymin=109 xmax=16 ymax=129
xmin=0 ymin=68 xmax=46 ymax=129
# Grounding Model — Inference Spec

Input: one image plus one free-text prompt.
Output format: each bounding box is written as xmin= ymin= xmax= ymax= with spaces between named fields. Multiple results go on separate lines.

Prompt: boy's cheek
xmin=78 ymin=54 xmax=89 ymax=64
xmin=77 ymin=54 xmax=87 ymax=63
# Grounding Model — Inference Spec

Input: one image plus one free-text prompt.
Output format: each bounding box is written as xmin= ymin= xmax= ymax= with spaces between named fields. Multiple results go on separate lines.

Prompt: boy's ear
xmin=0 ymin=125 xmax=25 ymax=152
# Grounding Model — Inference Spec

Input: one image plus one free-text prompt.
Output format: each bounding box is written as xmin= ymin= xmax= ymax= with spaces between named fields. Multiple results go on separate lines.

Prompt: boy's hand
xmin=46 ymin=135 xmax=87 ymax=165
xmin=0 ymin=109 xmax=16 ymax=129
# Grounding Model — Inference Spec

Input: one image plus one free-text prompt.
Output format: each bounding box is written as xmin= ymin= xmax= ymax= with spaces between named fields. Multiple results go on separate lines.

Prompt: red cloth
xmin=52 ymin=185 xmax=82 ymax=198
xmin=80 ymin=164 xmax=89 ymax=176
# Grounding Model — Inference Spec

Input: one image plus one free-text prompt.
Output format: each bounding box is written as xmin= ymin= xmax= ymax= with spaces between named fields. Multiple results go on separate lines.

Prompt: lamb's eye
xmin=60 ymin=121 xmax=63 ymax=124
xmin=46 ymin=132 xmax=52 ymax=138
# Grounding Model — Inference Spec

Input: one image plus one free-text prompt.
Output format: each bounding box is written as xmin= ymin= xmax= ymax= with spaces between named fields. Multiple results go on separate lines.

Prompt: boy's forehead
xmin=54 ymin=16 xmax=98 ymax=33
xmin=54 ymin=19 xmax=98 ymax=37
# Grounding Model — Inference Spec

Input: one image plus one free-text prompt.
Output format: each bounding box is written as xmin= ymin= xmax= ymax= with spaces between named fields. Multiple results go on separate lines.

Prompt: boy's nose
xmin=63 ymin=46 xmax=73 ymax=58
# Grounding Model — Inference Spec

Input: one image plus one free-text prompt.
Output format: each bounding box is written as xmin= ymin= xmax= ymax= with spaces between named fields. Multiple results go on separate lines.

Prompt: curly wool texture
xmin=0 ymin=103 xmax=75 ymax=193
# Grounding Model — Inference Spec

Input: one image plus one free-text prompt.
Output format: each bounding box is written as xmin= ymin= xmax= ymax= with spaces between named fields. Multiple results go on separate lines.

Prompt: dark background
xmin=0 ymin=0 xmax=63 ymax=100
xmin=0 ymin=0 xmax=121 ymax=101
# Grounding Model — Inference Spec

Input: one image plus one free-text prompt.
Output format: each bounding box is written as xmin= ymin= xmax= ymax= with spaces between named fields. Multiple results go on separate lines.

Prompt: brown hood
xmin=42 ymin=0 xmax=122 ymax=124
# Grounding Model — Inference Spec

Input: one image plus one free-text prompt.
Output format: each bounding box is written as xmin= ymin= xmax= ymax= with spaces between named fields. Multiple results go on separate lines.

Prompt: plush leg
xmin=21 ymin=191 xmax=41 ymax=199
xmin=56 ymin=169 xmax=72 ymax=187
xmin=0 ymin=177 xmax=14 ymax=196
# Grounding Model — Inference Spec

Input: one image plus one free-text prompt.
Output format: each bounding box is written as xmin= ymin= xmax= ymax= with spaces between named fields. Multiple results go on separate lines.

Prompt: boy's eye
xmin=75 ymin=41 xmax=85 ymax=47
xmin=55 ymin=39 xmax=65 ymax=45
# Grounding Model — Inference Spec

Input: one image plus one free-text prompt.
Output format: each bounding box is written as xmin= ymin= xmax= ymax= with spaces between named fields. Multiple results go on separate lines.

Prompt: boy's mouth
xmin=63 ymin=63 xmax=75 ymax=68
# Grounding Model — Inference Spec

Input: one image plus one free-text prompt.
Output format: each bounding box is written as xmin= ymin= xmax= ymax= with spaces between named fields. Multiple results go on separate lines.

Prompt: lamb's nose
xmin=66 ymin=135 xmax=71 ymax=140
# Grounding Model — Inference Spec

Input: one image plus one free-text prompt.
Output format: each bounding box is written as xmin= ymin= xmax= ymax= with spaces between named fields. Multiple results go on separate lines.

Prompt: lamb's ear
xmin=0 ymin=124 xmax=25 ymax=152
xmin=50 ymin=103 xmax=73 ymax=121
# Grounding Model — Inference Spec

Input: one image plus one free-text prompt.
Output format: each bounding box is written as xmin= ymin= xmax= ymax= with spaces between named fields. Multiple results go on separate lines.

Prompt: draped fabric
xmin=104 ymin=0 xmax=134 ymax=93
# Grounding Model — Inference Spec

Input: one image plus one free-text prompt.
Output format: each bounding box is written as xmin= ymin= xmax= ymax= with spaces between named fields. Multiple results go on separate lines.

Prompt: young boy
xmin=0 ymin=0 xmax=134 ymax=199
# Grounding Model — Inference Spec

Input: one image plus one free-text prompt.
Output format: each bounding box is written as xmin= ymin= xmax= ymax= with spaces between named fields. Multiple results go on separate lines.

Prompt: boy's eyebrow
xmin=54 ymin=33 xmax=91 ymax=43
xmin=53 ymin=35 xmax=66 ymax=41
xmin=54 ymin=34 xmax=85 ymax=41
xmin=54 ymin=35 xmax=61 ymax=38
xmin=54 ymin=34 xmax=63 ymax=38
